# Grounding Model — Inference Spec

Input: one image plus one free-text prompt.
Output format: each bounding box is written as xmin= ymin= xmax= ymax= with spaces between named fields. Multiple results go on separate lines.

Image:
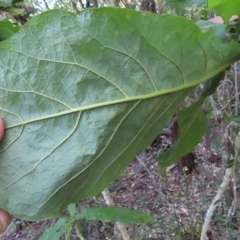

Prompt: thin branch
xmin=42 ymin=0 xmax=50 ymax=10
xmin=227 ymin=166 xmax=237 ymax=218
xmin=86 ymin=0 xmax=91 ymax=8
xmin=74 ymin=221 xmax=85 ymax=240
xmin=78 ymin=0 xmax=85 ymax=9
xmin=93 ymin=0 xmax=98 ymax=7
xmin=136 ymin=151 xmax=154 ymax=178
xmin=71 ymin=0 xmax=80 ymax=13
xmin=201 ymin=131 xmax=240 ymax=240
xmin=234 ymin=62 xmax=238 ymax=116
xmin=61 ymin=0 xmax=69 ymax=8
xmin=200 ymin=165 xmax=233 ymax=239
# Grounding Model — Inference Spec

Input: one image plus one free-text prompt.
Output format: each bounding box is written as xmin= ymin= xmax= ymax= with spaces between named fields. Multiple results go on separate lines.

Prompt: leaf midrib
xmin=4 ymin=64 xmax=230 ymax=130
xmin=43 ymin=90 xmax=187 ymax=206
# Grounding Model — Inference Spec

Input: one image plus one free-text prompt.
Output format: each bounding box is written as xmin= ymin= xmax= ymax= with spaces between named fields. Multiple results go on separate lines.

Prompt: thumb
xmin=0 ymin=208 xmax=13 ymax=234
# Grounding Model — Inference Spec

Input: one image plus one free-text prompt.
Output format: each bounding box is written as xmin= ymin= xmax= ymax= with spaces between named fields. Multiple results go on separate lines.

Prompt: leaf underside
xmin=0 ymin=8 xmax=239 ymax=220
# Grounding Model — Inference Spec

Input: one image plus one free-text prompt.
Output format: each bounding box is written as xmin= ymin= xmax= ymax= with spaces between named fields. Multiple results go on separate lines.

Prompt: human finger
xmin=0 ymin=208 xmax=13 ymax=234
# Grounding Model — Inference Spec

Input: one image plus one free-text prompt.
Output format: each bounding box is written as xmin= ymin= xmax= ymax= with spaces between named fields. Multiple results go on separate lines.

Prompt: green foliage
xmin=230 ymin=116 xmax=240 ymax=123
xmin=0 ymin=0 xmax=24 ymax=16
xmin=0 ymin=7 xmax=240 ymax=220
xmin=208 ymin=0 xmax=240 ymax=22
xmin=67 ymin=203 xmax=77 ymax=217
xmin=0 ymin=18 xmax=20 ymax=41
xmin=200 ymin=72 xmax=223 ymax=99
xmin=77 ymin=206 xmax=154 ymax=224
xmin=157 ymin=99 xmax=208 ymax=177
xmin=0 ymin=0 xmax=22 ymax=7
xmin=158 ymin=70 xmax=225 ymax=175
xmin=39 ymin=218 xmax=70 ymax=240
xmin=39 ymin=204 xmax=153 ymax=239
xmin=40 ymin=204 xmax=78 ymax=240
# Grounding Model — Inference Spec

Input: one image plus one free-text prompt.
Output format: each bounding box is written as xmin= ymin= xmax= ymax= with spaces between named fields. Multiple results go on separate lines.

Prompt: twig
xmin=24 ymin=221 xmax=36 ymax=232
xmin=228 ymin=125 xmax=238 ymax=218
xmin=200 ymin=165 xmax=233 ymax=239
xmin=93 ymin=0 xmax=98 ymax=7
xmin=58 ymin=0 xmax=69 ymax=9
xmin=201 ymin=131 xmax=240 ymax=240
xmin=74 ymin=221 xmax=85 ymax=240
xmin=71 ymin=0 xmax=80 ymax=13
xmin=102 ymin=188 xmax=130 ymax=240
xmin=78 ymin=0 xmax=85 ymax=9
xmin=136 ymin=151 xmax=153 ymax=177
xmin=227 ymin=167 xmax=237 ymax=218
xmin=42 ymin=0 xmax=50 ymax=10
xmin=234 ymin=62 xmax=238 ymax=116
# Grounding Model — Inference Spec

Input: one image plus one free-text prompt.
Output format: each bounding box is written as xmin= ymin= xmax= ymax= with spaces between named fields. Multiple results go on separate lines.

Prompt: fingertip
xmin=0 ymin=208 xmax=13 ymax=234
xmin=0 ymin=118 xmax=4 ymax=141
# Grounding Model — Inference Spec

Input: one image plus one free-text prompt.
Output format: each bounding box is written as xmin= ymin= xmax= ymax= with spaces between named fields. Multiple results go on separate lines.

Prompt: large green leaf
xmin=77 ymin=206 xmax=154 ymax=224
xmin=0 ymin=8 xmax=239 ymax=220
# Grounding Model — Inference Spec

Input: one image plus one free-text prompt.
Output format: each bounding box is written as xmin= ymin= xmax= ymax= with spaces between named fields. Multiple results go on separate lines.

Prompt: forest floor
xmin=1 ymin=125 xmax=240 ymax=240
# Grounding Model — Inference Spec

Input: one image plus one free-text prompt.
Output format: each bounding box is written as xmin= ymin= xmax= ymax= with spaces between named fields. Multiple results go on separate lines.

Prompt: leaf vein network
xmin=73 ymin=24 xmax=158 ymax=93
xmin=0 ymin=112 xmax=82 ymax=191
xmin=40 ymin=25 xmax=128 ymax=97
xmin=86 ymin=97 xmax=168 ymax=192
xmin=46 ymin=100 xmax=142 ymax=201
xmin=135 ymin=27 xmax=186 ymax=86
xmin=87 ymin=91 xmax=188 ymax=193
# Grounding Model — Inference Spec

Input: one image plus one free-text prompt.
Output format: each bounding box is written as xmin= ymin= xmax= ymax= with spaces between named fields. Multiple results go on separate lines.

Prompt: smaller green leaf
xmin=39 ymin=218 xmax=70 ymax=240
xmin=199 ymin=72 xmax=223 ymax=99
xmin=196 ymin=20 xmax=227 ymax=38
xmin=77 ymin=206 xmax=154 ymax=224
xmin=223 ymin=113 xmax=231 ymax=123
xmin=208 ymin=0 xmax=240 ymax=23
xmin=0 ymin=28 xmax=13 ymax=41
xmin=157 ymin=99 xmax=208 ymax=177
xmin=229 ymin=116 xmax=240 ymax=124
xmin=206 ymin=109 xmax=212 ymax=120
xmin=68 ymin=203 xmax=76 ymax=217
xmin=0 ymin=18 xmax=20 ymax=41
